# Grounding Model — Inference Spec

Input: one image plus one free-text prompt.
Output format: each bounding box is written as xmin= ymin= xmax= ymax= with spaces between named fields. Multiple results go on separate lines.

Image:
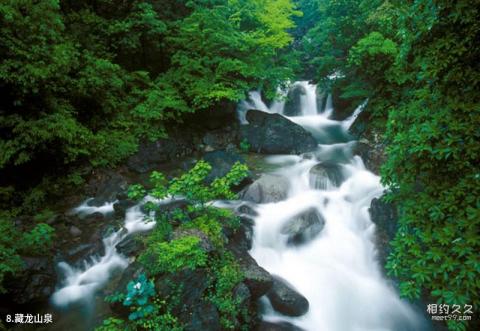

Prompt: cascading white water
xmin=51 ymin=199 xmax=158 ymax=307
xmin=239 ymin=84 xmax=428 ymax=331
xmin=295 ymin=81 xmax=318 ymax=116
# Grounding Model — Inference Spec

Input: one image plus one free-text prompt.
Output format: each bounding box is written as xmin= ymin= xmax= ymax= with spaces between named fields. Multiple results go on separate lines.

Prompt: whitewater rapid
xmin=239 ymin=81 xmax=428 ymax=331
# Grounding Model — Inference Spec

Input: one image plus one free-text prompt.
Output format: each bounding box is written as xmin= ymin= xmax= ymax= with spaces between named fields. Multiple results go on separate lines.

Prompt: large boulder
xmin=227 ymin=243 xmax=273 ymax=299
xmin=281 ymin=208 xmax=325 ymax=246
xmin=203 ymin=150 xmax=249 ymax=185
xmin=154 ymin=268 xmax=222 ymax=331
xmin=266 ymin=276 xmax=309 ymax=317
xmin=127 ymin=134 xmax=195 ymax=173
xmin=241 ymin=110 xmax=317 ymax=154
xmin=86 ymin=170 xmax=129 ymax=206
xmin=353 ymin=139 xmax=386 ymax=175
xmin=201 ymin=126 xmax=239 ymax=152
xmin=241 ymin=174 xmax=289 ymax=204
xmin=309 ymin=162 xmax=344 ymax=190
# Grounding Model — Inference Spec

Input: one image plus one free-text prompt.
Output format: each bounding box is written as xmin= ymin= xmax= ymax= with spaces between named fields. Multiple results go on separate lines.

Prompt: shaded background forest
xmin=0 ymin=1 xmax=479 ymax=330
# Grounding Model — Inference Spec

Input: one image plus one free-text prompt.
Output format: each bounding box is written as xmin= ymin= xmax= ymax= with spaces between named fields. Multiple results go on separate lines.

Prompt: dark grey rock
xmin=171 ymin=228 xmax=214 ymax=253
xmin=369 ymin=197 xmax=398 ymax=267
xmin=83 ymin=211 xmax=105 ymax=223
xmin=241 ymin=110 xmax=317 ymax=154
xmin=281 ymin=208 xmax=325 ymax=246
xmin=352 ymin=139 xmax=386 ymax=175
xmin=154 ymin=268 xmax=221 ymax=331
xmin=116 ymin=236 xmax=144 ymax=257
xmin=236 ymin=203 xmax=258 ymax=217
xmin=127 ymin=134 xmax=195 ymax=173
xmin=227 ymin=244 xmax=273 ymax=299
xmin=309 ymin=162 xmax=344 ymax=190
xmin=283 ymin=84 xmax=307 ymax=116
xmin=4 ymin=257 xmax=56 ymax=305
xmin=203 ymin=150 xmax=248 ymax=184
xmin=183 ymin=302 xmax=221 ymax=331
xmin=241 ymin=174 xmax=289 ymax=203
xmin=266 ymin=276 xmax=309 ymax=317
xmin=69 ymin=225 xmax=82 ymax=237
xmin=86 ymin=171 xmax=128 ymax=206
xmin=113 ymin=199 xmax=136 ymax=218
xmin=229 ymin=217 xmax=255 ymax=251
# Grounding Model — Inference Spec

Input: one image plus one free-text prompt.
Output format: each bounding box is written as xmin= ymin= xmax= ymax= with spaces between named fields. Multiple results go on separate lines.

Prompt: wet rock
xmin=109 ymin=262 xmax=144 ymax=317
xmin=352 ymin=138 xmax=386 ymax=175
xmin=117 ymin=236 xmax=144 ymax=257
xmin=127 ymin=134 xmax=195 ymax=173
xmin=241 ymin=174 xmax=289 ymax=203
xmin=236 ymin=203 xmax=258 ymax=217
xmin=241 ymin=110 xmax=317 ymax=154
xmin=4 ymin=257 xmax=56 ymax=305
xmin=256 ymin=321 xmax=305 ymax=331
xmin=229 ymin=217 xmax=255 ymax=251
xmin=228 ymin=244 xmax=273 ymax=299
xmin=233 ymin=282 xmax=251 ymax=307
xmin=154 ymin=268 xmax=221 ymax=331
xmin=86 ymin=171 xmax=128 ymax=205
xmin=69 ymin=225 xmax=82 ymax=237
xmin=283 ymin=84 xmax=307 ymax=117
xmin=184 ymin=302 xmax=221 ymax=331
xmin=369 ymin=197 xmax=398 ymax=267
xmin=281 ymin=208 xmax=325 ymax=246
xmin=203 ymin=150 xmax=249 ymax=185
xmin=202 ymin=127 xmax=239 ymax=151
xmin=309 ymin=162 xmax=344 ymax=189
xmin=83 ymin=211 xmax=105 ymax=223
xmin=113 ymin=199 xmax=136 ymax=218
xmin=266 ymin=276 xmax=309 ymax=317
xmin=65 ymin=243 xmax=97 ymax=262
xmin=172 ymin=228 xmax=214 ymax=253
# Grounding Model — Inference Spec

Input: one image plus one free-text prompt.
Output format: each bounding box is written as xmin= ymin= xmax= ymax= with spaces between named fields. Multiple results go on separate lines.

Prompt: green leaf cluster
xmin=296 ymin=1 xmax=480 ymax=330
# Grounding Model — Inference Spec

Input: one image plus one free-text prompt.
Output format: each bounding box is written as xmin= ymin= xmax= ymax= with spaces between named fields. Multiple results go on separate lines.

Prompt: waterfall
xmin=51 ymin=199 xmax=160 ymax=307
xmin=297 ymin=81 xmax=318 ymax=116
xmin=238 ymin=84 xmax=429 ymax=331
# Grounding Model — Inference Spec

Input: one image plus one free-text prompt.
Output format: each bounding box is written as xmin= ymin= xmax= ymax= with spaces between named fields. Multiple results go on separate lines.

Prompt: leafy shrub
xmin=140 ymin=236 xmax=207 ymax=275
xmin=123 ymin=274 xmax=156 ymax=321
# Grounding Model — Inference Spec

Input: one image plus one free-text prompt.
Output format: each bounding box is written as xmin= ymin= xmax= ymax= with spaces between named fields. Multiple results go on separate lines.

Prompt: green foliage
xmin=95 ymin=317 xmax=129 ymax=331
xmin=140 ymin=236 xmax=208 ymax=275
xmin=239 ymin=139 xmax=251 ymax=153
xmin=101 ymin=161 xmax=249 ymax=329
xmin=123 ymin=274 xmax=156 ymax=321
xmin=101 ymin=277 xmax=183 ymax=331
xmin=209 ymin=253 xmax=246 ymax=330
xmin=21 ymin=223 xmax=55 ymax=254
xmin=298 ymin=1 xmax=480 ymax=330
xmin=0 ymin=0 xmax=298 ymax=221
xmin=0 ymin=219 xmax=55 ymax=292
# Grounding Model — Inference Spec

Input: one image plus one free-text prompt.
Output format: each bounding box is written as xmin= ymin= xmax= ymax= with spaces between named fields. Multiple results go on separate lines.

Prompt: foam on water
xmin=238 ymin=83 xmax=429 ymax=331
xmin=51 ymin=198 xmax=160 ymax=307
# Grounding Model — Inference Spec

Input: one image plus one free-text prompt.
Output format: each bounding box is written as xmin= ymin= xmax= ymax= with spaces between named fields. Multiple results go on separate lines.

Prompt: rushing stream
xmin=237 ymin=81 xmax=428 ymax=331
xmin=51 ymin=81 xmax=429 ymax=331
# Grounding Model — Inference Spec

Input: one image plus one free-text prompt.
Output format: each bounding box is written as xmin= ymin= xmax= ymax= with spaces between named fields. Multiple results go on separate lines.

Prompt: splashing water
xmin=51 ymin=199 xmax=159 ymax=307
xmin=238 ymin=83 xmax=429 ymax=331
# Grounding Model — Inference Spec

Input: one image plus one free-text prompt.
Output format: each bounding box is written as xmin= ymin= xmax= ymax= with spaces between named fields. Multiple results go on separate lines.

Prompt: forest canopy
xmin=1 ymin=1 xmax=479 ymax=330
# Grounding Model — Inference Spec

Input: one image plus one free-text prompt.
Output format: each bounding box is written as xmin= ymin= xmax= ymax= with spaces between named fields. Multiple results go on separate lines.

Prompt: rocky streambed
xmin=2 ymin=82 xmax=418 ymax=331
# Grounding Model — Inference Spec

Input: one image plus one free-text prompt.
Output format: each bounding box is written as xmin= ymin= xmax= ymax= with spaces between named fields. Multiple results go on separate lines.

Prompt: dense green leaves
xmin=299 ymin=1 xmax=480 ymax=330
xmin=107 ymin=161 xmax=249 ymax=329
